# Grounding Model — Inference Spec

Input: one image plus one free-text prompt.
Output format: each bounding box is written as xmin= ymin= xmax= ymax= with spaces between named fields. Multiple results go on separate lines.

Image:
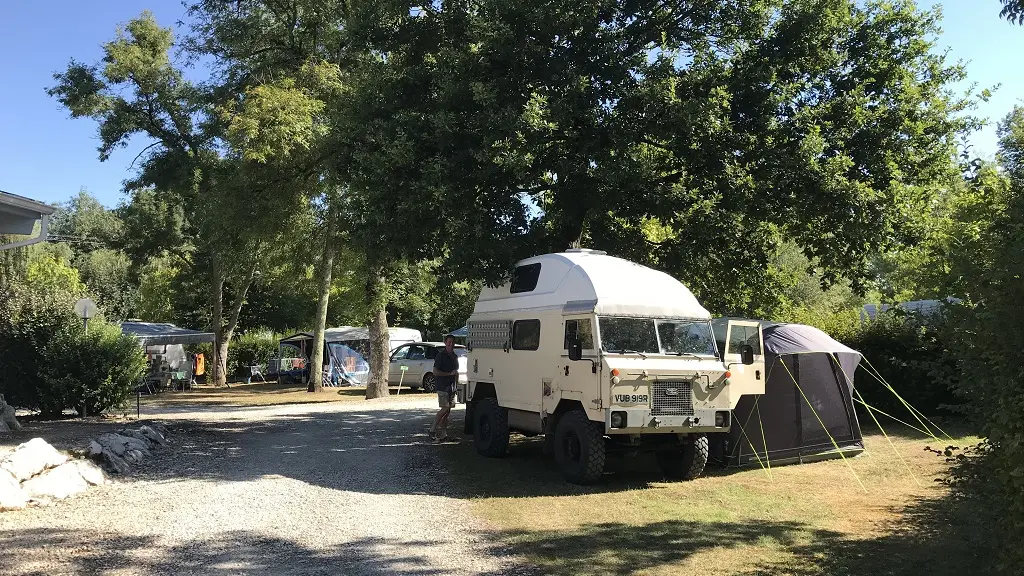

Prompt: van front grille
xmin=651 ymin=381 xmax=694 ymax=416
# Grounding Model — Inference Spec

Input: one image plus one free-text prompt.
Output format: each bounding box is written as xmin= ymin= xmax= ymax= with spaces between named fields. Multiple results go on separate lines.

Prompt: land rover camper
xmin=461 ymin=249 xmax=765 ymax=484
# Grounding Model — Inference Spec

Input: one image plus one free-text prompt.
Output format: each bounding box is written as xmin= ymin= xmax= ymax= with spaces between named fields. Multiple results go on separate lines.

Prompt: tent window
xmin=510 ymin=263 xmax=542 ymax=293
xmin=563 ymin=319 xmax=594 ymax=350
xmin=727 ymin=325 xmax=762 ymax=355
xmin=512 ymin=320 xmax=541 ymax=350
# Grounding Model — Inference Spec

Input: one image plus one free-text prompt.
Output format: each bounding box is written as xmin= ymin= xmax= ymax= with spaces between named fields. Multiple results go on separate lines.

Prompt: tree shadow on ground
xmin=119 ymin=407 xmax=670 ymax=498
xmin=748 ymin=488 xmax=996 ymax=576
xmin=0 ymin=527 xmax=473 ymax=575
xmin=471 ymin=489 xmax=996 ymax=576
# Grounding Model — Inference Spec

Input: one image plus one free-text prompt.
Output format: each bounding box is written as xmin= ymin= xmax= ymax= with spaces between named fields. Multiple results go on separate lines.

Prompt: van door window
xmin=727 ymin=325 xmax=762 ymax=355
xmin=512 ymin=319 xmax=541 ymax=350
xmin=563 ymin=319 xmax=595 ymax=350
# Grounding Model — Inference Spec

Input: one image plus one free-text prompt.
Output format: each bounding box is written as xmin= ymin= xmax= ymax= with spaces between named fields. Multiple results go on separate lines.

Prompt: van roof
xmin=473 ymin=251 xmax=710 ymax=319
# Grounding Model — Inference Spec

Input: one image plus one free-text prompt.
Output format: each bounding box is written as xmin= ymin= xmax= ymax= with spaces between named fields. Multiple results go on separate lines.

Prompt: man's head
xmin=444 ymin=334 xmax=455 ymax=351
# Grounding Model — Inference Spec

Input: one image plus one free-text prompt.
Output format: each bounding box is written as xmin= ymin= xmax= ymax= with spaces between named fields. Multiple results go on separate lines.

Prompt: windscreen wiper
xmin=665 ymin=351 xmax=702 ymax=359
xmin=617 ymin=349 xmax=648 ymax=359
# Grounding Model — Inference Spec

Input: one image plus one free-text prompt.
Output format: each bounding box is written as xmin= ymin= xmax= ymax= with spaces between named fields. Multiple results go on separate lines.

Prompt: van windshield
xmin=598 ymin=317 xmax=716 ymax=357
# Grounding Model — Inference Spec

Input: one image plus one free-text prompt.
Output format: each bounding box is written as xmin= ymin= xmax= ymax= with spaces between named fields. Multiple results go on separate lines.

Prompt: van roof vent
xmin=564 ymin=248 xmax=607 ymax=255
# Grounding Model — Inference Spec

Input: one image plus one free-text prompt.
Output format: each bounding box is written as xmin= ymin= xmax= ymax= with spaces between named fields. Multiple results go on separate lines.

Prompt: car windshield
xmin=598 ymin=317 xmax=716 ymax=356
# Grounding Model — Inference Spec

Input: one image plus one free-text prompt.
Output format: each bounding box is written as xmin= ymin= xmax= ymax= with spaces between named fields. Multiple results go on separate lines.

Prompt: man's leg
xmin=431 ymin=391 xmax=450 ymax=437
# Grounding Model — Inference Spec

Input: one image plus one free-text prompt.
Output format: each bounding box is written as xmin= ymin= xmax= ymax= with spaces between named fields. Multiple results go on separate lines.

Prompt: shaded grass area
xmin=442 ymin=426 xmax=995 ymax=575
xmin=139 ymin=382 xmax=430 ymax=408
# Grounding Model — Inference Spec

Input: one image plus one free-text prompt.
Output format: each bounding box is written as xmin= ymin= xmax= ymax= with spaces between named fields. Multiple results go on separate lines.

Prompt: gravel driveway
xmin=0 ymin=397 xmax=527 ymax=575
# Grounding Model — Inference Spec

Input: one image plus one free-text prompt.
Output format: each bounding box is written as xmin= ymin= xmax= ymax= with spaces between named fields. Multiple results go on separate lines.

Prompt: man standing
xmin=430 ymin=334 xmax=460 ymax=442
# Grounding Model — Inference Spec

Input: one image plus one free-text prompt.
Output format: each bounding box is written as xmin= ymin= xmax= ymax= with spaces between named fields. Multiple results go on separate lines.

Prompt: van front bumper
xmin=604 ymin=407 xmax=730 ymax=434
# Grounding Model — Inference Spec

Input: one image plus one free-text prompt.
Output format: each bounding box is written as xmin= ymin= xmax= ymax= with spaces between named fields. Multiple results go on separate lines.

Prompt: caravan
xmin=462 ymin=250 xmax=766 ymax=484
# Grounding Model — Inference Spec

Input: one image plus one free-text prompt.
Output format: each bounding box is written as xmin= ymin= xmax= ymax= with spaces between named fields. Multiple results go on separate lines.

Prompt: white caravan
xmin=461 ymin=250 xmax=765 ymax=484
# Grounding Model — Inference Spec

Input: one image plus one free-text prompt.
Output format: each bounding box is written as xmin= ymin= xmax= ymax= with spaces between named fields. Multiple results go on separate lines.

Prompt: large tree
xmin=48 ymin=13 xmax=301 ymax=386
xmin=432 ymin=0 xmax=974 ymax=316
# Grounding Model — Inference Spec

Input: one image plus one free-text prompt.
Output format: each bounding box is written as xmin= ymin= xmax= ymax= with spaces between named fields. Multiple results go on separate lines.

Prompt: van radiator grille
xmin=651 ymin=381 xmax=694 ymax=416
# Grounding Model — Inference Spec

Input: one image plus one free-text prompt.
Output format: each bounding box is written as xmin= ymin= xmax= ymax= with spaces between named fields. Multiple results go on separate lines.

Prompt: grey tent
xmin=711 ymin=320 xmax=864 ymax=467
xmin=120 ymin=322 xmax=215 ymax=345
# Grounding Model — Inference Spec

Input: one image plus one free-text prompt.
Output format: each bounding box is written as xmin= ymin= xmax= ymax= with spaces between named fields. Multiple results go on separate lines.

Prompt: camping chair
xmin=248 ymin=365 xmax=267 ymax=384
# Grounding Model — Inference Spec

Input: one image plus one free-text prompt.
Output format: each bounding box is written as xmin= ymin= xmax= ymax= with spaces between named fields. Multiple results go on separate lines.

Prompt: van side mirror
xmin=567 ymin=338 xmax=583 ymax=362
xmin=740 ymin=344 xmax=755 ymax=365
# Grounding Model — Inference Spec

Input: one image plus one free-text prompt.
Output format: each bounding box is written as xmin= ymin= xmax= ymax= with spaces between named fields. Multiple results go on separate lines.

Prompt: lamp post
xmin=73 ymin=298 xmax=97 ymax=333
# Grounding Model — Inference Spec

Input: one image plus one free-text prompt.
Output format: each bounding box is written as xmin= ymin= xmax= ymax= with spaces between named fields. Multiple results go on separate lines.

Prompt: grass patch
xmin=442 ymin=426 xmax=995 ymax=575
xmin=139 ymin=382 xmax=431 ymax=408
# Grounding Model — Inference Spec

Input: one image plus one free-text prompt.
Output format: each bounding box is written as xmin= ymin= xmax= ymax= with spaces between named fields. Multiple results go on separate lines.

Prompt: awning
xmin=120 ymin=322 xmax=215 ymax=345
xmin=0 ymin=190 xmax=55 ymax=251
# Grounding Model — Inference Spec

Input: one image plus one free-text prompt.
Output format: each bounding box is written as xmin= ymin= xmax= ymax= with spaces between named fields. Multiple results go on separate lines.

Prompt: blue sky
xmin=2 ymin=1 xmax=1023 ymax=208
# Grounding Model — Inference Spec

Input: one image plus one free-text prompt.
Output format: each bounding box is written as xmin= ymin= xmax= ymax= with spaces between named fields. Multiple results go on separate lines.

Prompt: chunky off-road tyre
xmin=422 ymin=373 xmax=436 ymax=393
xmin=473 ymin=397 xmax=509 ymax=457
xmin=554 ymin=410 xmax=606 ymax=484
xmin=656 ymin=434 xmax=709 ymax=480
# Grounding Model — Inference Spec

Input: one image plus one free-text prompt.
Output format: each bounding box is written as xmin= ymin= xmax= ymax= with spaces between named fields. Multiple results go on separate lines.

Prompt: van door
xmin=552 ymin=317 xmax=600 ymax=413
xmin=723 ymin=320 xmax=766 ymax=400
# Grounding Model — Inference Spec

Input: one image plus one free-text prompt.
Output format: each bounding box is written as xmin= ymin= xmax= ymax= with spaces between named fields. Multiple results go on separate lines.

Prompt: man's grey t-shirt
xmin=433 ymin=348 xmax=459 ymax=392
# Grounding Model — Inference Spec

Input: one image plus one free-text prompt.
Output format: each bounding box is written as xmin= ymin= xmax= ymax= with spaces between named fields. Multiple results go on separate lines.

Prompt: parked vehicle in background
xmin=388 ymin=342 xmax=468 ymax=392
xmin=461 ymin=249 xmax=765 ymax=484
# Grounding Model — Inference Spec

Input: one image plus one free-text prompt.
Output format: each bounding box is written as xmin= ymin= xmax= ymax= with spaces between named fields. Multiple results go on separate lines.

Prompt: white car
xmin=387 ymin=342 xmax=468 ymax=392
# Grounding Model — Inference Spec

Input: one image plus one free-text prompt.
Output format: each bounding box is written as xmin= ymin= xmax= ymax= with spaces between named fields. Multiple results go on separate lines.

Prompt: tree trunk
xmin=308 ymin=212 xmax=338 ymax=393
xmin=211 ymin=260 xmax=227 ymax=387
xmin=211 ymin=256 xmax=259 ymax=388
xmin=364 ymin=265 xmax=391 ymax=399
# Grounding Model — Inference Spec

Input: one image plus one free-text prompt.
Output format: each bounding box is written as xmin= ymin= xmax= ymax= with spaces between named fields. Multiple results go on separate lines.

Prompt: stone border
xmin=0 ymin=423 xmax=172 ymax=512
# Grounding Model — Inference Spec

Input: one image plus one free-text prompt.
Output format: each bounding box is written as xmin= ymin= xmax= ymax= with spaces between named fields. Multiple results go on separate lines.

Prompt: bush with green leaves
xmin=228 ymin=328 xmax=282 ymax=376
xmin=782 ymin=305 xmax=961 ymax=418
xmin=39 ymin=322 xmax=147 ymax=417
xmin=0 ymin=248 xmax=146 ymax=417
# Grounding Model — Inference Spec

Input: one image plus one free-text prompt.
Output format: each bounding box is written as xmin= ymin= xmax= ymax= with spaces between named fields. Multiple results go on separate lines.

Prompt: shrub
xmin=783 ymin=306 xmax=961 ymax=418
xmin=228 ymin=329 xmax=281 ymax=376
xmin=38 ymin=322 xmax=147 ymax=417
xmin=847 ymin=310 xmax=961 ymax=418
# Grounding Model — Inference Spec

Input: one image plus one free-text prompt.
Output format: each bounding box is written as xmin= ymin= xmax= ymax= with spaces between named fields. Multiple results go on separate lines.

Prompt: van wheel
xmin=422 ymin=373 xmax=436 ymax=393
xmin=554 ymin=410 xmax=606 ymax=484
xmin=473 ymin=398 xmax=509 ymax=458
xmin=656 ymin=434 xmax=709 ymax=480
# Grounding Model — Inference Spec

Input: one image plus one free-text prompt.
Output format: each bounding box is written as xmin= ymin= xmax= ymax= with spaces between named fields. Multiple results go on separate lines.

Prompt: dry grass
xmin=442 ymin=426 xmax=995 ymax=576
xmin=138 ymin=381 xmax=432 ymax=408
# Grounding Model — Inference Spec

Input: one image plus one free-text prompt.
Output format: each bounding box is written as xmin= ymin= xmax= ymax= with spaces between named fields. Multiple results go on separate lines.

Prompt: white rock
xmin=0 ymin=438 xmax=69 ymax=482
xmin=97 ymin=433 xmax=149 ymax=457
xmin=21 ymin=461 xmax=89 ymax=501
xmin=0 ymin=469 xmax=28 ymax=511
xmin=73 ymin=459 xmax=106 ymax=486
xmin=0 ymin=420 xmax=8 ymax=434
xmin=87 ymin=440 xmax=104 ymax=459
xmin=138 ymin=425 xmax=166 ymax=445
xmin=124 ymin=449 xmax=146 ymax=464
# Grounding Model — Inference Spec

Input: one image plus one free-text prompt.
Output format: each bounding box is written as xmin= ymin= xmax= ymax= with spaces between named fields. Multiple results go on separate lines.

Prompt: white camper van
xmin=461 ymin=250 xmax=765 ymax=484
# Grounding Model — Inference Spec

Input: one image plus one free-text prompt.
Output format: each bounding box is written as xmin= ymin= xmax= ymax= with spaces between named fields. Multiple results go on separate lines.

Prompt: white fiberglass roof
xmin=474 ymin=250 xmax=711 ymax=319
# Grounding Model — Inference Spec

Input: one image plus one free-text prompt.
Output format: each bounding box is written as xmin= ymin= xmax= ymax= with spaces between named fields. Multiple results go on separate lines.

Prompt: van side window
xmin=563 ymin=319 xmax=594 ymax=350
xmin=512 ymin=319 xmax=541 ymax=350
xmin=510 ymin=263 xmax=542 ymax=293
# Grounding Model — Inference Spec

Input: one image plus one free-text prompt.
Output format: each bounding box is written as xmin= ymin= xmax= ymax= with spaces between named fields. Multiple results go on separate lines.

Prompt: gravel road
xmin=0 ymin=397 xmax=528 ymax=576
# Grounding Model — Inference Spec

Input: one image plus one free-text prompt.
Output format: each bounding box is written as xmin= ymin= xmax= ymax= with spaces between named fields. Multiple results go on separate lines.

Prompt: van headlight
xmin=610 ymin=411 xmax=627 ymax=429
xmin=715 ymin=411 xmax=729 ymax=427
